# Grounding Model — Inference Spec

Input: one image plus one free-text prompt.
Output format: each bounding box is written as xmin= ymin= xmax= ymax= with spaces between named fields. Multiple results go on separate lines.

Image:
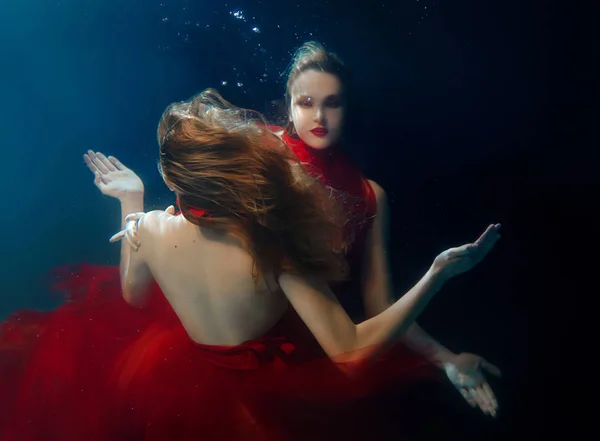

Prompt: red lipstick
xmin=311 ymin=127 xmax=328 ymax=137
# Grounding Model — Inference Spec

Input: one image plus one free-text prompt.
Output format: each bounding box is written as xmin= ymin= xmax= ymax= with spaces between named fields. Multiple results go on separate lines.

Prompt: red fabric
xmin=0 ymin=264 xmax=437 ymax=441
xmin=176 ymin=195 xmax=208 ymax=218
xmin=277 ymin=128 xmax=379 ymax=319
xmin=0 ymin=264 xmax=173 ymax=441
xmin=0 ymin=128 xmax=440 ymax=440
xmin=279 ymin=130 xmax=377 ymax=272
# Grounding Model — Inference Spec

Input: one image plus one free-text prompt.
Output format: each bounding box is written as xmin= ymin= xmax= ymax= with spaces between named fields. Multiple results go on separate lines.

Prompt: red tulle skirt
xmin=0 ymin=263 xmax=440 ymax=441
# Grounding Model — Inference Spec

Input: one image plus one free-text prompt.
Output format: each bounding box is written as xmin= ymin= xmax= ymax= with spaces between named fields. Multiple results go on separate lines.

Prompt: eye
xmin=325 ymin=97 xmax=341 ymax=108
xmin=296 ymin=100 xmax=312 ymax=108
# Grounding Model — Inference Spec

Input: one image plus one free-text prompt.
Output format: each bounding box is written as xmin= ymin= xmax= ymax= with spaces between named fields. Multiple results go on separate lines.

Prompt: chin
xmin=301 ymin=134 xmax=336 ymax=150
xmin=309 ymin=142 xmax=332 ymax=150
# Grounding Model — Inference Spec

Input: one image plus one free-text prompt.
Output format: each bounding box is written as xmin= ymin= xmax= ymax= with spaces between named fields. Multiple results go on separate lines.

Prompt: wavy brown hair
xmin=157 ymin=88 xmax=349 ymax=283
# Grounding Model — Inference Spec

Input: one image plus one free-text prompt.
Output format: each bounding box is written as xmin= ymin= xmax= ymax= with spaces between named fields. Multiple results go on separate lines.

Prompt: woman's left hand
xmin=443 ymin=352 xmax=501 ymax=417
xmin=84 ymin=151 xmax=145 ymax=201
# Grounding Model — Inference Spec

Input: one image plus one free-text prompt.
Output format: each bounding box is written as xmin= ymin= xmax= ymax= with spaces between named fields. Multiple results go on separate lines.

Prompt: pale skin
xmin=82 ymin=71 xmax=501 ymax=417
xmin=84 ymin=153 xmax=501 ymax=363
xmin=287 ymin=69 xmax=502 ymax=415
xmin=363 ymin=179 xmax=501 ymax=413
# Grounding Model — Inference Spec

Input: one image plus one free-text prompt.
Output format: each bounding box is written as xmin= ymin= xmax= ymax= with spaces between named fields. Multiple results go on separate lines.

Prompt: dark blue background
xmin=1 ymin=0 xmax=592 ymax=438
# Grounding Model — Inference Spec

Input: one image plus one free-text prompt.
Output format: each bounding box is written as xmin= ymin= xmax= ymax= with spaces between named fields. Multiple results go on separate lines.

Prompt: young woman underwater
xmin=0 ymin=88 xmax=501 ymax=441
xmin=110 ymin=41 xmax=502 ymax=416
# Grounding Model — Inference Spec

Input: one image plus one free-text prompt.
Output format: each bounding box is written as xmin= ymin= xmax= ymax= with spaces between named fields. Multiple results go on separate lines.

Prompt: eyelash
xmin=297 ymin=100 xmax=340 ymax=108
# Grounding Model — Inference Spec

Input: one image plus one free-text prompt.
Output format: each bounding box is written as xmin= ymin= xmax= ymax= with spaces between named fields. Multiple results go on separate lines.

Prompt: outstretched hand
xmin=432 ymin=224 xmax=501 ymax=280
xmin=444 ymin=352 xmax=501 ymax=417
xmin=109 ymin=206 xmax=176 ymax=251
xmin=429 ymin=224 xmax=502 ymax=416
xmin=83 ymin=150 xmax=144 ymax=201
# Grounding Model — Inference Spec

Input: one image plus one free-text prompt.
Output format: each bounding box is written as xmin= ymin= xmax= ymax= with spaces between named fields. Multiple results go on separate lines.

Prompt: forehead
xmin=291 ymin=70 xmax=342 ymax=97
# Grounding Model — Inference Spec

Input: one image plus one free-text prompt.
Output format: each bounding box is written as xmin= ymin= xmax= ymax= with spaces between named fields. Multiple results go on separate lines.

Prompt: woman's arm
xmin=279 ymin=222 xmax=500 ymax=360
xmin=361 ymin=180 xmax=394 ymax=317
xmin=83 ymin=150 xmax=153 ymax=305
xmin=117 ymin=200 xmax=152 ymax=306
xmin=362 ymin=180 xmax=481 ymax=366
xmin=279 ymin=266 xmax=445 ymax=360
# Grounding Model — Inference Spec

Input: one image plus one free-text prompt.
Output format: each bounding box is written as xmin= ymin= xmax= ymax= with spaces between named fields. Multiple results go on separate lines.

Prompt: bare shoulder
xmin=365 ymin=180 xmax=390 ymax=238
xmin=366 ymin=179 xmax=388 ymax=205
xmin=137 ymin=210 xmax=180 ymax=237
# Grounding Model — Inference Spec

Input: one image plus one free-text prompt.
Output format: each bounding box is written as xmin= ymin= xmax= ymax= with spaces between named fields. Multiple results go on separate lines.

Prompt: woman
xmin=0 ymin=90 xmax=500 ymax=441
xmin=276 ymin=41 xmax=501 ymax=415
xmin=112 ymin=41 xmax=501 ymax=415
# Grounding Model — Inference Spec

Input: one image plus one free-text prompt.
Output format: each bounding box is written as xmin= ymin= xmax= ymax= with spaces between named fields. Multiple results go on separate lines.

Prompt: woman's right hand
xmin=110 ymin=212 xmax=145 ymax=251
xmin=84 ymin=150 xmax=144 ymax=201
xmin=110 ymin=206 xmax=176 ymax=251
xmin=431 ymin=224 xmax=502 ymax=281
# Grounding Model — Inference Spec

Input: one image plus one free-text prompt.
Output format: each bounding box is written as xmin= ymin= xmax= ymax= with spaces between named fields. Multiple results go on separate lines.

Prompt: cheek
xmin=292 ymin=109 xmax=310 ymax=130
xmin=328 ymin=109 xmax=344 ymax=130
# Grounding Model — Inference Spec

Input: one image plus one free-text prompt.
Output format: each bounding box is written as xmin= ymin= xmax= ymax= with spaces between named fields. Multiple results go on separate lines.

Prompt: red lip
xmin=311 ymin=127 xmax=328 ymax=137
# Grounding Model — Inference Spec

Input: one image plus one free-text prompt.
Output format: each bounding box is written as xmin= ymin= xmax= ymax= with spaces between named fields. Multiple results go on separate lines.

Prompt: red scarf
xmin=280 ymin=130 xmax=377 ymax=266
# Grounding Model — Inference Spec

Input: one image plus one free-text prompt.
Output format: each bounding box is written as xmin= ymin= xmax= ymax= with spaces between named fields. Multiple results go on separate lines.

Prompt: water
xmin=0 ymin=0 xmax=586 ymax=439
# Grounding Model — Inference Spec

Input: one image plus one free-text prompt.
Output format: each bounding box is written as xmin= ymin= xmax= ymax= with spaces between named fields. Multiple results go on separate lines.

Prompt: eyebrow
xmin=296 ymin=93 xmax=341 ymax=99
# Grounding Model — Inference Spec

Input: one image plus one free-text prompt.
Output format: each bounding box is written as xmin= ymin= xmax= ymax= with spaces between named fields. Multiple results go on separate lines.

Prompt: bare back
xmin=140 ymin=211 xmax=289 ymax=346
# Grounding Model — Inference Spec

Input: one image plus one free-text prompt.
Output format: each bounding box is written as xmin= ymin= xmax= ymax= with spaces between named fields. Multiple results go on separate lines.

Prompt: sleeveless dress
xmin=0 ymin=130 xmax=439 ymax=440
xmin=278 ymin=130 xmax=378 ymax=321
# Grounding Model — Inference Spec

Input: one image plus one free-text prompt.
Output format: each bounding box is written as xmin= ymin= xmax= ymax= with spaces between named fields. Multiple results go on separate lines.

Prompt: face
xmin=289 ymin=70 xmax=344 ymax=150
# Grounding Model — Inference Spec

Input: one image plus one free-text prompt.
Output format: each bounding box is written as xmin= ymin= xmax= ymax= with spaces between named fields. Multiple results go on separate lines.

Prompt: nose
xmin=313 ymin=106 xmax=325 ymax=124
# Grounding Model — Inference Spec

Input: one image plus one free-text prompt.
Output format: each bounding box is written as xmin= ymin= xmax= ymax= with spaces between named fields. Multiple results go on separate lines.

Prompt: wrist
xmin=119 ymin=193 xmax=144 ymax=218
xmin=401 ymin=326 xmax=458 ymax=368
xmin=425 ymin=265 xmax=449 ymax=287
xmin=436 ymin=350 xmax=458 ymax=367
xmin=119 ymin=192 xmax=144 ymax=206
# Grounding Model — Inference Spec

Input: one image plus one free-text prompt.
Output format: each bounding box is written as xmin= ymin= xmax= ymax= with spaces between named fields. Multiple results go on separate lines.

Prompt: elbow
xmin=328 ymin=326 xmax=361 ymax=360
xmin=122 ymin=289 xmax=143 ymax=307
xmin=121 ymin=264 xmax=152 ymax=307
xmin=122 ymin=283 xmax=150 ymax=308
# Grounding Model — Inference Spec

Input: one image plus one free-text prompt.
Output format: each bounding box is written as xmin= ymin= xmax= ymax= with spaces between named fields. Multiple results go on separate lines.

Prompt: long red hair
xmin=157 ymin=88 xmax=349 ymax=283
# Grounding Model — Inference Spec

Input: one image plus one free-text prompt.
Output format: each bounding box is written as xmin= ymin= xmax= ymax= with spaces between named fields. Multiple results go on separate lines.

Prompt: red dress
xmin=0 ymin=131 xmax=440 ymax=440
xmin=279 ymin=130 xmax=377 ymax=320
